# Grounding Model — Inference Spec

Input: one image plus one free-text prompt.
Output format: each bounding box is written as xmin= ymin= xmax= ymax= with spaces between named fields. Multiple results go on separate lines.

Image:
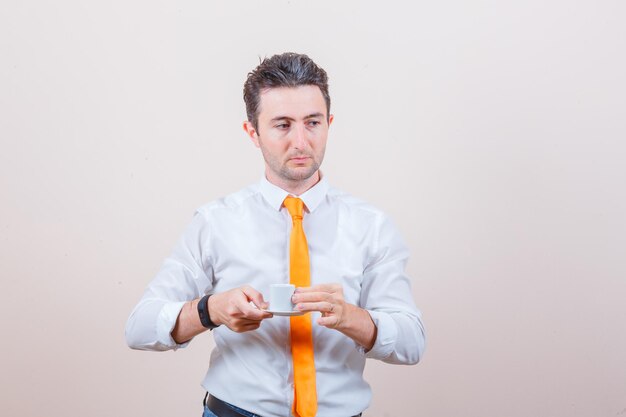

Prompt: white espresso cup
xmin=269 ymin=284 xmax=296 ymax=311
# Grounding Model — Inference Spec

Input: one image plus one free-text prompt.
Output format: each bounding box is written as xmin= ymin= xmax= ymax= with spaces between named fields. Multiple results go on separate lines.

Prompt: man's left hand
xmin=292 ymin=283 xmax=348 ymax=328
xmin=292 ymin=283 xmax=377 ymax=350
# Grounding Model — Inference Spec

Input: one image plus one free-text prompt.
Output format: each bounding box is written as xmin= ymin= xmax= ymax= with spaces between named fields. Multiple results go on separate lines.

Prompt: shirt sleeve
xmin=359 ymin=213 xmax=426 ymax=364
xmin=125 ymin=211 xmax=214 ymax=351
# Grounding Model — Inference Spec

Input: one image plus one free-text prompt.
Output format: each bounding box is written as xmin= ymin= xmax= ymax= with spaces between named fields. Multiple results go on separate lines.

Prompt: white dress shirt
xmin=125 ymin=176 xmax=425 ymax=417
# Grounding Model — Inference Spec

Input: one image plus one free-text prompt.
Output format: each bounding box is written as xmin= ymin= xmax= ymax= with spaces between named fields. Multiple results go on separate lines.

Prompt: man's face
xmin=244 ymin=85 xmax=333 ymax=190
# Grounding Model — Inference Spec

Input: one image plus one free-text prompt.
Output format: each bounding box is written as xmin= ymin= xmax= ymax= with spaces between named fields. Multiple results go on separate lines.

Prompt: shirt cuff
xmin=157 ymin=301 xmax=190 ymax=350
xmin=363 ymin=310 xmax=398 ymax=360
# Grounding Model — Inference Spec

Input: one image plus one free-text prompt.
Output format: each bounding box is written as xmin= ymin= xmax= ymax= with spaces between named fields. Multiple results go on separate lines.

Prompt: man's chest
xmin=205 ymin=210 xmax=374 ymax=306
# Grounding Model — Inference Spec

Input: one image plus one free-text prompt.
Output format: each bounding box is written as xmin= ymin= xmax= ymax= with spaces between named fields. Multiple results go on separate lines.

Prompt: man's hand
xmin=209 ymin=286 xmax=273 ymax=333
xmin=292 ymin=283 xmax=348 ymax=328
xmin=292 ymin=283 xmax=377 ymax=350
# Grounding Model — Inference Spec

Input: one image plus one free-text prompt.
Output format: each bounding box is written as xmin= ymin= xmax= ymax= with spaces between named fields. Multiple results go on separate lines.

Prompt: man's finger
xmin=292 ymin=291 xmax=331 ymax=303
xmin=241 ymin=286 xmax=270 ymax=310
xmin=296 ymin=301 xmax=334 ymax=313
xmin=241 ymin=305 xmax=273 ymax=320
xmin=295 ymin=283 xmax=341 ymax=293
xmin=317 ymin=316 xmax=339 ymax=328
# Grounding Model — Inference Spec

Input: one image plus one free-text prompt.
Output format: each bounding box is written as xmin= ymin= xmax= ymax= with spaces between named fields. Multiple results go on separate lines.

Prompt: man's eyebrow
xmin=269 ymin=113 xmax=325 ymax=123
xmin=269 ymin=116 xmax=294 ymax=123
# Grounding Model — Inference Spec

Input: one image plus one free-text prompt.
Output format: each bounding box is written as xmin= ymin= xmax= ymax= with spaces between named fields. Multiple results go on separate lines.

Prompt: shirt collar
xmin=259 ymin=174 xmax=329 ymax=213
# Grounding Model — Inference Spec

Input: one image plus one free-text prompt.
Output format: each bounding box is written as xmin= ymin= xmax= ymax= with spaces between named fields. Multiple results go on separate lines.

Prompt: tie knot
xmin=284 ymin=196 xmax=304 ymax=219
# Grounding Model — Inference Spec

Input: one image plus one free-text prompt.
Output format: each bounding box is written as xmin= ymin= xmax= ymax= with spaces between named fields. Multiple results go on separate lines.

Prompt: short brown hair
xmin=243 ymin=52 xmax=331 ymax=129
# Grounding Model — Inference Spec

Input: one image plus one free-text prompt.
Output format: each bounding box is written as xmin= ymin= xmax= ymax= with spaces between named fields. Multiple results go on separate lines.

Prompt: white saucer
xmin=264 ymin=309 xmax=304 ymax=317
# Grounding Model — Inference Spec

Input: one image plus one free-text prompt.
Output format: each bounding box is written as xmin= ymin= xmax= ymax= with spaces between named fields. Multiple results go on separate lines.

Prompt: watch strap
xmin=197 ymin=294 xmax=219 ymax=330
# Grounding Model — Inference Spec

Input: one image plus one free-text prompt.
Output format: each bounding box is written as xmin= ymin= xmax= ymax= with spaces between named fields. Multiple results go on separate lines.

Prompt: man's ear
xmin=328 ymin=114 xmax=334 ymax=126
xmin=243 ymin=121 xmax=260 ymax=148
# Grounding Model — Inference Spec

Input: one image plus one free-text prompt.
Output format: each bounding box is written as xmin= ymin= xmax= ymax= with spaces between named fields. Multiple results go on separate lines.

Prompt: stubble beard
xmin=279 ymin=159 xmax=320 ymax=182
xmin=261 ymin=146 xmax=325 ymax=184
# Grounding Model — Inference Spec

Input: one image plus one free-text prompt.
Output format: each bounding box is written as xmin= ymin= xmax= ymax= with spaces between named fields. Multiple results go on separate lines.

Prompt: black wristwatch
xmin=197 ymin=294 xmax=219 ymax=330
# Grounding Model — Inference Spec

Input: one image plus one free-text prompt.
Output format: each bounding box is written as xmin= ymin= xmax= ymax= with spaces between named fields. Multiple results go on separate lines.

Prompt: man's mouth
xmin=289 ymin=156 xmax=311 ymax=163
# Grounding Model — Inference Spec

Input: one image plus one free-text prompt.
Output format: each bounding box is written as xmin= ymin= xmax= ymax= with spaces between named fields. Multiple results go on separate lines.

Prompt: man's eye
xmin=307 ymin=120 xmax=320 ymax=127
xmin=276 ymin=123 xmax=289 ymax=129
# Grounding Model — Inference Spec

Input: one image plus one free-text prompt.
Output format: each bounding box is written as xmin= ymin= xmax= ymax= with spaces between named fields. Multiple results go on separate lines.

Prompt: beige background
xmin=2 ymin=1 xmax=625 ymax=416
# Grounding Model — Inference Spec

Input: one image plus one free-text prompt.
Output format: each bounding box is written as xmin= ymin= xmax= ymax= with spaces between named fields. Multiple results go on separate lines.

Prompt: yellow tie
xmin=283 ymin=196 xmax=317 ymax=417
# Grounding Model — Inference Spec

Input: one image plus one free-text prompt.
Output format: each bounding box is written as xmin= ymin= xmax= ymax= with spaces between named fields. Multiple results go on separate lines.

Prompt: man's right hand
xmin=209 ymin=286 xmax=273 ymax=332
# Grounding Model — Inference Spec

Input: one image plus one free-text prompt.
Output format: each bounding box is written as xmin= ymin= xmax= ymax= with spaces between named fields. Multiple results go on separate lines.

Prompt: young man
xmin=126 ymin=52 xmax=425 ymax=417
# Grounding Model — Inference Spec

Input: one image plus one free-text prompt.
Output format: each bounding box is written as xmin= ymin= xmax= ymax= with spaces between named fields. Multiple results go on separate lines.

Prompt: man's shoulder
xmin=195 ymin=183 xmax=261 ymax=216
xmin=326 ymin=186 xmax=387 ymax=219
xmin=326 ymin=186 xmax=405 ymax=245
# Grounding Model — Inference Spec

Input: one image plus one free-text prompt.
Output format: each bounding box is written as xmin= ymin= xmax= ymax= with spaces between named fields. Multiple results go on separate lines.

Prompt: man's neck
xmin=266 ymin=171 xmax=321 ymax=196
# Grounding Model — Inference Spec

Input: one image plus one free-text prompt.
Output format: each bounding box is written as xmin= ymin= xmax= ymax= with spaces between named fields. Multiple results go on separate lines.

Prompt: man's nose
xmin=291 ymin=124 xmax=308 ymax=149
